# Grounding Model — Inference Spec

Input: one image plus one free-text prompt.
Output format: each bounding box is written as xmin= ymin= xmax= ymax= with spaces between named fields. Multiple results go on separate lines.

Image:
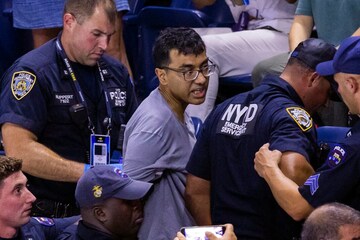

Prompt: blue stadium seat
xmin=316 ymin=126 xmax=350 ymax=149
xmin=0 ymin=0 xmax=33 ymax=75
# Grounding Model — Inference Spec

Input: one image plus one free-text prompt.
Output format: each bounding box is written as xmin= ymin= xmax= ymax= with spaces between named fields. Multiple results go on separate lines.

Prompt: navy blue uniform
xmin=0 ymin=216 xmax=80 ymax=240
xmin=186 ymin=76 xmax=319 ymax=239
xmin=0 ymin=35 xmax=138 ymax=215
xmin=56 ymin=220 xmax=113 ymax=240
xmin=299 ymin=121 xmax=360 ymax=210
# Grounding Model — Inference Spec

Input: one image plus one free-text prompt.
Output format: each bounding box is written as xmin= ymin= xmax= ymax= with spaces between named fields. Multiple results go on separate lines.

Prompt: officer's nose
xmin=98 ymin=35 xmax=110 ymax=51
xmin=26 ymin=187 xmax=36 ymax=203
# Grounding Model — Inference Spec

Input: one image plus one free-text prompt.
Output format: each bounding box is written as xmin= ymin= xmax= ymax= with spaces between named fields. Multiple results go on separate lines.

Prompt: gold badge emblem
xmin=92 ymin=185 xmax=103 ymax=198
xmin=11 ymin=71 xmax=36 ymax=100
xmin=286 ymin=107 xmax=312 ymax=131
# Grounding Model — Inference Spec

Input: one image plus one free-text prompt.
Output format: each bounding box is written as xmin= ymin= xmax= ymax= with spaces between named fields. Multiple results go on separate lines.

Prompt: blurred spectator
xmin=122 ymin=27 xmax=211 ymax=240
xmin=0 ymin=0 xmax=137 ymax=217
xmin=186 ymin=0 xmax=297 ymax=122
xmin=301 ymin=203 xmax=360 ymax=240
xmin=57 ymin=165 xmax=153 ymax=239
xmin=185 ymin=39 xmax=336 ymax=239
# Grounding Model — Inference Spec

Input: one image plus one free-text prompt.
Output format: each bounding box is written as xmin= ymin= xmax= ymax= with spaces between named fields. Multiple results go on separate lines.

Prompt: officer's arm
xmin=192 ymin=0 xmax=215 ymax=9
xmin=289 ymin=15 xmax=314 ymax=51
xmin=254 ymin=144 xmax=314 ymax=221
xmin=2 ymin=123 xmax=84 ymax=182
xmin=185 ymin=174 xmax=212 ymax=225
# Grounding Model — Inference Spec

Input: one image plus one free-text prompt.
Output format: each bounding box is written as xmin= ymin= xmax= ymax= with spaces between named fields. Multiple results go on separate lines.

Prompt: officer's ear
xmin=307 ymin=71 xmax=320 ymax=87
xmin=93 ymin=206 xmax=107 ymax=223
xmin=63 ymin=13 xmax=77 ymax=30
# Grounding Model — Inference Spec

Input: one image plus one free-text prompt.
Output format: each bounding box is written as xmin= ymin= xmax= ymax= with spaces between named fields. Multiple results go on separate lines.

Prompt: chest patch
xmin=11 ymin=71 xmax=36 ymax=100
xmin=109 ymin=88 xmax=127 ymax=107
xmin=54 ymin=93 xmax=76 ymax=105
xmin=286 ymin=107 xmax=312 ymax=131
xmin=33 ymin=217 xmax=55 ymax=226
xmin=216 ymin=103 xmax=263 ymax=138
xmin=327 ymin=145 xmax=346 ymax=168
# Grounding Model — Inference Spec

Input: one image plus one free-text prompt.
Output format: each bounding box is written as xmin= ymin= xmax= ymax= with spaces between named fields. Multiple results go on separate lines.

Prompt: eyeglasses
xmin=160 ymin=61 xmax=216 ymax=81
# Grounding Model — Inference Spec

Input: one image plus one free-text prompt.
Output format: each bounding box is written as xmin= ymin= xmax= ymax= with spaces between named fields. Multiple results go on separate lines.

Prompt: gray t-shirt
xmin=123 ymin=88 xmax=196 ymax=240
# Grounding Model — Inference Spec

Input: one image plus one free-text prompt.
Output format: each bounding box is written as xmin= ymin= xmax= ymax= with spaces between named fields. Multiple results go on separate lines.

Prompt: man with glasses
xmin=185 ymin=38 xmax=338 ymax=239
xmin=122 ymin=27 xmax=212 ymax=240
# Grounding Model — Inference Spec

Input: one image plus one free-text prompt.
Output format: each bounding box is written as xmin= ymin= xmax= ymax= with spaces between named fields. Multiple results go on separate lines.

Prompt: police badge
xmin=11 ymin=71 xmax=36 ymax=100
xmin=286 ymin=107 xmax=312 ymax=131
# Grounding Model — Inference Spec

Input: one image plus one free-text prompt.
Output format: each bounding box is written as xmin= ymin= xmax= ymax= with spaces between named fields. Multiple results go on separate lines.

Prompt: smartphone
xmin=180 ymin=225 xmax=226 ymax=240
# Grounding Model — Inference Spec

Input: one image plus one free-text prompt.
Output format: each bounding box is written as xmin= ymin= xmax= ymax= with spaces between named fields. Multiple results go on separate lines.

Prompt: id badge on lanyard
xmin=90 ymin=134 xmax=110 ymax=165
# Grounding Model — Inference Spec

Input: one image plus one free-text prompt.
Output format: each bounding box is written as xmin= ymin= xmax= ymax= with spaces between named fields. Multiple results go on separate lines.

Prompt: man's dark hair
xmin=0 ymin=156 xmax=22 ymax=185
xmin=64 ymin=0 xmax=117 ymax=25
xmin=301 ymin=202 xmax=360 ymax=240
xmin=153 ymin=27 xmax=206 ymax=68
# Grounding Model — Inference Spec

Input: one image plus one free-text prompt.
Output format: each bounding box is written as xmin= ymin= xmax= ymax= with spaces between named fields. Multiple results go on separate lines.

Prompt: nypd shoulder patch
xmin=33 ymin=217 xmax=55 ymax=226
xmin=327 ymin=145 xmax=346 ymax=168
xmin=11 ymin=71 xmax=36 ymax=100
xmin=286 ymin=107 xmax=312 ymax=131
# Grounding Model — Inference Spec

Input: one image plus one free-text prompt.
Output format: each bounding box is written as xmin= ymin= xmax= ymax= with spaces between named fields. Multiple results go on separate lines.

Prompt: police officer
xmin=0 ymin=156 xmax=79 ymax=239
xmin=57 ymin=165 xmax=152 ymax=239
xmin=254 ymin=36 xmax=360 ymax=223
xmin=0 ymin=0 xmax=137 ymax=217
xmin=185 ymin=39 xmax=338 ymax=239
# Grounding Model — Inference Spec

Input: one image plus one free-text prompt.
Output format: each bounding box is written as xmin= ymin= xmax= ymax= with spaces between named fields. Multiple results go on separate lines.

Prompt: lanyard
xmin=55 ymin=39 xmax=112 ymax=135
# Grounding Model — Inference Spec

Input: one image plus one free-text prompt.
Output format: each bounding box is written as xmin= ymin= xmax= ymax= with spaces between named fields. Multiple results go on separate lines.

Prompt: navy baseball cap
xmin=75 ymin=165 xmax=153 ymax=208
xmin=290 ymin=38 xmax=336 ymax=70
xmin=291 ymin=38 xmax=340 ymax=101
xmin=316 ymin=36 xmax=360 ymax=76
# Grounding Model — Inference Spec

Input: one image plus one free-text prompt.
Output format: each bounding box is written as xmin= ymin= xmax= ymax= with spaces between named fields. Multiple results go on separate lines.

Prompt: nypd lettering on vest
xmin=217 ymin=103 xmax=263 ymax=138
xmin=109 ymin=88 xmax=126 ymax=107
xmin=11 ymin=71 xmax=36 ymax=100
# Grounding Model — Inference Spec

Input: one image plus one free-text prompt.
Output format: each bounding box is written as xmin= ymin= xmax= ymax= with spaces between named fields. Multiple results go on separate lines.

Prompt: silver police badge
xmin=286 ymin=107 xmax=312 ymax=131
xmin=11 ymin=71 xmax=36 ymax=100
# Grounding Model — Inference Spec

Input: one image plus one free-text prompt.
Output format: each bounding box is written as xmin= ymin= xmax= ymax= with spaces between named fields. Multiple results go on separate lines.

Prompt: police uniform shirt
xmin=57 ymin=220 xmax=113 ymax=240
xmin=0 ymin=216 xmax=80 ymax=240
xmin=0 ymin=35 xmax=138 ymax=204
xmin=299 ymin=121 xmax=360 ymax=211
xmin=186 ymin=75 xmax=318 ymax=239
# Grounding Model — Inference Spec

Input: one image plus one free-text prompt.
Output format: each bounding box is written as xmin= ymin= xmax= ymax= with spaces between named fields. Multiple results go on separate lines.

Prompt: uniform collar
xmin=77 ymin=221 xmax=113 ymax=240
xmin=348 ymin=119 xmax=360 ymax=137
xmin=261 ymin=75 xmax=305 ymax=107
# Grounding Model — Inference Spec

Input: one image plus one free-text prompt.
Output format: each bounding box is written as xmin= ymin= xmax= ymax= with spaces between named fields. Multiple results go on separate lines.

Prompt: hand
xmin=254 ymin=143 xmax=282 ymax=178
xmin=174 ymin=224 xmax=237 ymax=240
xmin=206 ymin=224 xmax=237 ymax=240
xmin=174 ymin=231 xmax=186 ymax=240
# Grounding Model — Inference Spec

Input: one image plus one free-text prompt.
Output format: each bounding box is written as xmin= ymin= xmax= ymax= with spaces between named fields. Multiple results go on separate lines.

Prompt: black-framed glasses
xmin=160 ymin=61 xmax=216 ymax=81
